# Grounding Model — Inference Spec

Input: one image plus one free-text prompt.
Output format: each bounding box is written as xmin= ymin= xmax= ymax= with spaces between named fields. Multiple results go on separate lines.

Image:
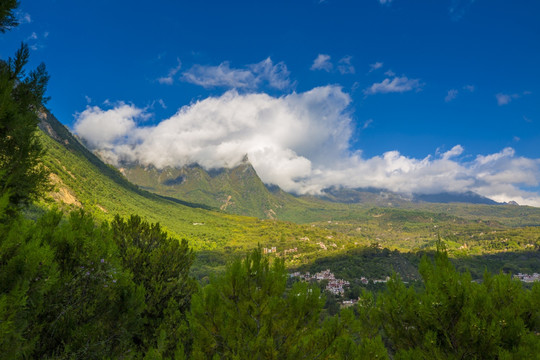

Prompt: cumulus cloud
xmin=310 ymin=54 xmax=332 ymax=72
xmin=364 ymin=76 xmax=423 ymax=95
xmin=158 ymin=58 xmax=182 ymax=85
xmin=74 ymin=88 xmax=540 ymax=206
xmin=182 ymin=57 xmax=291 ymax=90
xmin=73 ymin=103 xmax=148 ymax=151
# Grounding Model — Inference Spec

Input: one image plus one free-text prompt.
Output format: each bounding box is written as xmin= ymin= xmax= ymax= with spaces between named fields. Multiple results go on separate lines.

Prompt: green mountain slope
xmin=38 ymin=110 xmax=269 ymax=251
xmin=120 ymin=159 xmax=294 ymax=219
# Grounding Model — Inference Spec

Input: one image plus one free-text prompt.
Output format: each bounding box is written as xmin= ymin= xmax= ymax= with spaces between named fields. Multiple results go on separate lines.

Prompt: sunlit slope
xmin=38 ymin=111 xmax=270 ymax=250
xmin=121 ymin=160 xmax=296 ymax=219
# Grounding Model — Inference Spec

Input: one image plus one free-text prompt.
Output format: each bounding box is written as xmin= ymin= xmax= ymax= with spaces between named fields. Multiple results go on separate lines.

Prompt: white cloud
xmin=496 ymin=91 xmax=530 ymax=106
xmin=74 ymin=88 xmax=540 ymax=206
xmin=364 ymin=76 xmax=423 ymax=95
xmin=310 ymin=54 xmax=333 ymax=72
xmin=182 ymin=61 xmax=253 ymax=88
xmin=496 ymin=93 xmax=518 ymax=106
xmin=27 ymin=32 xmax=38 ymax=40
xmin=369 ymin=62 xmax=383 ymax=73
xmin=384 ymin=70 xmax=395 ymax=77
xmin=379 ymin=0 xmax=392 ymax=4
xmin=362 ymin=119 xmax=373 ymax=130
xmin=158 ymin=58 xmax=182 ymax=85
xmin=182 ymin=57 xmax=290 ymax=90
xmin=337 ymin=56 xmax=355 ymax=75
xmin=16 ymin=11 xmax=32 ymax=24
xmin=445 ymin=89 xmax=458 ymax=102
xmin=158 ymin=99 xmax=167 ymax=109
xmin=248 ymin=57 xmax=291 ymax=90
xmin=441 ymin=145 xmax=464 ymax=160
xmin=463 ymin=84 xmax=475 ymax=92
xmin=73 ymin=103 xmax=149 ymax=152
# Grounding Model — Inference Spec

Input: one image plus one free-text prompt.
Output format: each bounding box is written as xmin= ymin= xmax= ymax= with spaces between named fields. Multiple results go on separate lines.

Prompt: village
xmin=289 ymin=268 xmax=391 ymax=308
xmin=513 ymin=273 xmax=540 ymax=283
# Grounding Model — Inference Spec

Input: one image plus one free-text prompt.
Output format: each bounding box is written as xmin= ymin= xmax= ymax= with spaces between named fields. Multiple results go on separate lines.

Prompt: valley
xmin=38 ymin=110 xmax=540 ymax=282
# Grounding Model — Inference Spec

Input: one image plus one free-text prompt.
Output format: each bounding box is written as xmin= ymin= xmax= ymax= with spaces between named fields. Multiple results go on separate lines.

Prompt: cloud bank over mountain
xmin=74 ymin=87 xmax=540 ymax=206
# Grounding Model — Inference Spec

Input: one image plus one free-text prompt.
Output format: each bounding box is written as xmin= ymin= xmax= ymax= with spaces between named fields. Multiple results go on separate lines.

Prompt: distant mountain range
xmin=320 ymin=186 xmax=501 ymax=206
xmin=119 ymin=161 xmax=504 ymax=220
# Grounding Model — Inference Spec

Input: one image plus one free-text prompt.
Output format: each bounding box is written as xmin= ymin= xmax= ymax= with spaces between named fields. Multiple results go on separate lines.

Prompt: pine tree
xmin=111 ymin=214 xmax=196 ymax=357
xmin=0 ymin=1 xmax=50 ymax=216
xmin=0 ymin=0 xmax=19 ymax=33
xmin=367 ymin=244 xmax=540 ymax=359
xmin=189 ymin=246 xmax=347 ymax=359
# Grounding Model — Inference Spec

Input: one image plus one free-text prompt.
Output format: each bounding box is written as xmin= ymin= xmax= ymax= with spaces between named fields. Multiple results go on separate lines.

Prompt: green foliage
xmin=363 ymin=246 xmax=540 ymax=359
xmin=0 ymin=200 xmax=199 ymax=358
xmin=0 ymin=197 xmax=58 ymax=358
xmin=0 ymin=41 xmax=50 ymax=215
xmin=29 ymin=210 xmax=145 ymax=358
xmin=111 ymin=214 xmax=196 ymax=356
xmin=0 ymin=0 xmax=18 ymax=33
xmin=190 ymin=247 xmax=345 ymax=359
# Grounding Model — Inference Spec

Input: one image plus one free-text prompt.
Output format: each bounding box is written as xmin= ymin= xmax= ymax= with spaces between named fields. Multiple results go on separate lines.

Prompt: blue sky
xmin=2 ymin=0 xmax=540 ymax=205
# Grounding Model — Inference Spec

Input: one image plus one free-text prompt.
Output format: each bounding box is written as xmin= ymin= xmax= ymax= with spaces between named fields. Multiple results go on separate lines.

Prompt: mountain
xmin=413 ymin=191 xmax=500 ymax=205
xmin=319 ymin=186 xmax=413 ymax=206
xmin=119 ymin=158 xmax=295 ymax=219
xmin=320 ymin=186 xmax=501 ymax=206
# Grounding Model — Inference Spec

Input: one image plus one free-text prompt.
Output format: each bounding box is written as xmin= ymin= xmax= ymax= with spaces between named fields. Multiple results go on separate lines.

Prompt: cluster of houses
xmin=290 ymin=269 xmax=350 ymax=296
xmin=263 ymin=247 xmax=298 ymax=256
xmin=290 ymin=269 xmax=392 ymax=297
xmin=282 ymin=247 xmax=298 ymax=255
xmin=263 ymin=247 xmax=277 ymax=254
xmin=513 ymin=273 xmax=540 ymax=283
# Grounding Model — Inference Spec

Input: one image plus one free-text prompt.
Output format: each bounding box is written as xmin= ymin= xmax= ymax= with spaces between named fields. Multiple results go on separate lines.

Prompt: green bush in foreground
xmin=359 ymin=244 xmax=540 ymax=359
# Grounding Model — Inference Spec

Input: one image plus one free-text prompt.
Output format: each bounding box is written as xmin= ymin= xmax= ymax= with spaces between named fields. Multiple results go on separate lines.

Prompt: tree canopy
xmin=0 ymin=0 xmax=50 ymax=216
